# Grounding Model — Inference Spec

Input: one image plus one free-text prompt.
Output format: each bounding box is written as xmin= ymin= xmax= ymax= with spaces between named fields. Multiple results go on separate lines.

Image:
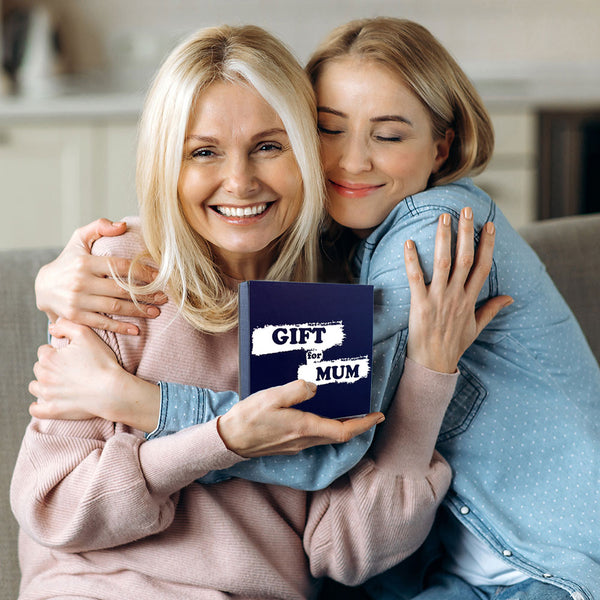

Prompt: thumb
xmin=475 ymin=295 xmax=513 ymax=335
xmin=75 ymin=218 xmax=127 ymax=250
xmin=48 ymin=318 xmax=91 ymax=343
xmin=271 ymin=379 xmax=318 ymax=409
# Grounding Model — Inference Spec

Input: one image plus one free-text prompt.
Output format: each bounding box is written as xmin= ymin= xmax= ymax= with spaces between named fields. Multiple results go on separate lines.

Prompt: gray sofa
xmin=1 ymin=214 xmax=599 ymax=599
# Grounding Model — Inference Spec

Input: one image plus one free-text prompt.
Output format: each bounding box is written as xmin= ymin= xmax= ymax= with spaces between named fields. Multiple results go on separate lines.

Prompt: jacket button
xmin=459 ymin=506 xmax=470 ymax=515
xmin=542 ymin=573 xmax=553 ymax=578
xmin=502 ymin=550 xmax=512 ymax=557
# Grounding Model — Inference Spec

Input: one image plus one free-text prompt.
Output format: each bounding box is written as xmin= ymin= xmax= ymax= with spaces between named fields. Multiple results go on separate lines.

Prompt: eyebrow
xmin=317 ymin=106 xmax=413 ymax=127
xmin=185 ymin=128 xmax=288 ymax=143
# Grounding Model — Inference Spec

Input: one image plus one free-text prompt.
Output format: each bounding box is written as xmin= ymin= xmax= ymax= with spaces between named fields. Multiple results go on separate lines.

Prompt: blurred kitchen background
xmin=1 ymin=0 xmax=599 ymax=249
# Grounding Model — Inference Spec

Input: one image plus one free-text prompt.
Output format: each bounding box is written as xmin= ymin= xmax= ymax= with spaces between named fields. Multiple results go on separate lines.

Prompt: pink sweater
xmin=11 ymin=219 xmax=455 ymax=600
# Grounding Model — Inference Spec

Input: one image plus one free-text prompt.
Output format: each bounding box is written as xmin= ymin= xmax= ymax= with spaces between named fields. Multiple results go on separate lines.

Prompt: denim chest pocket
xmin=437 ymin=365 xmax=487 ymax=443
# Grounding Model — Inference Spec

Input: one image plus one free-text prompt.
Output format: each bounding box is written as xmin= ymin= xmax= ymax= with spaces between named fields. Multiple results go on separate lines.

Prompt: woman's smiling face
xmin=315 ymin=57 xmax=452 ymax=237
xmin=178 ymin=80 xmax=303 ymax=279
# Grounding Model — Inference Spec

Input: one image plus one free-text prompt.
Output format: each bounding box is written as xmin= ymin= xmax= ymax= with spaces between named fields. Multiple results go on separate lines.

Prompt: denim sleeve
xmin=146 ymin=381 xmax=374 ymax=490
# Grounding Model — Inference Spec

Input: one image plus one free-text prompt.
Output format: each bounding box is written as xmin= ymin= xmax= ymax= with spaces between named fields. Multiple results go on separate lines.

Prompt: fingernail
xmin=146 ymin=306 xmax=160 ymax=317
xmin=463 ymin=207 xmax=473 ymax=220
xmin=127 ymin=326 xmax=139 ymax=335
xmin=376 ymin=414 xmax=385 ymax=424
xmin=503 ymin=297 xmax=514 ymax=308
xmin=405 ymin=239 xmax=415 ymax=249
xmin=442 ymin=213 xmax=451 ymax=226
xmin=305 ymin=381 xmax=317 ymax=394
xmin=485 ymin=222 xmax=495 ymax=234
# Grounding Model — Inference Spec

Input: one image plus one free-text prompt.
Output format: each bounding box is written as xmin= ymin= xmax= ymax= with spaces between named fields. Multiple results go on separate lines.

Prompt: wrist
xmin=104 ymin=368 xmax=161 ymax=432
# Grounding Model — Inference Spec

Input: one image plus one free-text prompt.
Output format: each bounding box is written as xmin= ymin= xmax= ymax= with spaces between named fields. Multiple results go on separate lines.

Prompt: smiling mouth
xmin=212 ymin=203 xmax=271 ymax=218
xmin=329 ymin=180 xmax=384 ymax=197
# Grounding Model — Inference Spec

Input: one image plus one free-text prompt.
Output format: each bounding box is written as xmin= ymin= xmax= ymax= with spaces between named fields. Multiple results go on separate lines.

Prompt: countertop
xmin=1 ymin=66 xmax=599 ymax=122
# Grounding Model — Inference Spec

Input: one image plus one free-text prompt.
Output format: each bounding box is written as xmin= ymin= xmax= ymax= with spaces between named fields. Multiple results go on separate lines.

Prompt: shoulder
xmin=91 ymin=216 xmax=147 ymax=259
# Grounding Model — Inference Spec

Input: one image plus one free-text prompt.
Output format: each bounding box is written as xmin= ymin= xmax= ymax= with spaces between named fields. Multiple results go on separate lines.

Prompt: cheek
xmin=319 ymin=138 xmax=339 ymax=173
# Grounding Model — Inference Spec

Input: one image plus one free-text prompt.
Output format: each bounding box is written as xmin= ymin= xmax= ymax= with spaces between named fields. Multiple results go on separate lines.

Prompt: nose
xmin=223 ymin=153 xmax=259 ymax=198
xmin=338 ymin=133 xmax=372 ymax=174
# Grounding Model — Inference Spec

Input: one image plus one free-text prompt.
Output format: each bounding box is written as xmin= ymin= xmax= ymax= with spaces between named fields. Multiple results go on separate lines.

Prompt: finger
xmin=334 ymin=412 xmax=385 ymax=442
xmin=474 ymin=295 xmax=513 ymax=335
xmin=82 ymin=293 xmax=161 ymax=320
xmin=36 ymin=344 xmax=55 ymax=360
xmin=429 ymin=213 xmax=453 ymax=293
xmin=49 ymin=318 xmax=92 ymax=342
xmin=62 ymin=311 xmax=141 ymax=336
xmin=404 ymin=239 xmax=427 ymax=305
xmin=128 ymin=261 xmax=160 ymax=287
xmin=449 ymin=207 xmax=475 ymax=287
xmin=28 ymin=400 xmax=68 ymax=420
xmin=28 ymin=379 xmax=41 ymax=400
xmin=465 ymin=221 xmax=496 ymax=298
xmin=265 ymin=379 xmax=318 ymax=409
xmin=75 ymin=219 xmax=127 ymax=250
xmin=300 ymin=411 xmax=385 ymax=446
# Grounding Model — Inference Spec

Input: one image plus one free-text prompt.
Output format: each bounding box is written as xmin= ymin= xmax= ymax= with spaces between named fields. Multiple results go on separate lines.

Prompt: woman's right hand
xmin=218 ymin=382 xmax=384 ymax=458
xmin=35 ymin=218 xmax=166 ymax=335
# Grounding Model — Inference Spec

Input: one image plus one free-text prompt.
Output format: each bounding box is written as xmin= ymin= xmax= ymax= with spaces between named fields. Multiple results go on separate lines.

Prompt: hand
xmin=35 ymin=218 xmax=166 ymax=336
xmin=218 ymin=381 xmax=384 ymax=458
xmin=405 ymin=207 xmax=513 ymax=373
xmin=29 ymin=319 xmax=160 ymax=432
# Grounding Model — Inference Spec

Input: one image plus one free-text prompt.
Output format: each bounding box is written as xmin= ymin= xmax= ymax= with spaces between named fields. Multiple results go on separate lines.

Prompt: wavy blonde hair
xmin=306 ymin=17 xmax=494 ymax=186
xmin=129 ymin=25 xmax=324 ymax=333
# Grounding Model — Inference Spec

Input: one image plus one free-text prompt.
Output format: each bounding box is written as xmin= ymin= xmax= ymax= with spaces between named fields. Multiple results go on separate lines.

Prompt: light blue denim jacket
xmin=151 ymin=179 xmax=600 ymax=598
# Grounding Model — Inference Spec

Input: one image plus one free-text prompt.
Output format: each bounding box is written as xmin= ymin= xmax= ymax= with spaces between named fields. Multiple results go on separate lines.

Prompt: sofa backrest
xmin=0 ymin=248 xmax=59 ymax=599
xmin=519 ymin=213 xmax=600 ymax=363
xmin=0 ymin=213 xmax=598 ymax=599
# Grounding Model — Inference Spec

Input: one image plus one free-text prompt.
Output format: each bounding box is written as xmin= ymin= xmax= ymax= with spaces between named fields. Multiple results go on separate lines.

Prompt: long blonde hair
xmin=306 ymin=17 xmax=494 ymax=186
xmin=130 ymin=25 xmax=324 ymax=333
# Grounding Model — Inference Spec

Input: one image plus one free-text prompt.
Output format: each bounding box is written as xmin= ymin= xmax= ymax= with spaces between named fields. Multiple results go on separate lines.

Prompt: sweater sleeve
xmin=153 ymin=381 xmax=375 ymax=490
xmin=304 ymin=358 xmax=456 ymax=586
xmin=10 ymin=416 xmax=244 ymax=553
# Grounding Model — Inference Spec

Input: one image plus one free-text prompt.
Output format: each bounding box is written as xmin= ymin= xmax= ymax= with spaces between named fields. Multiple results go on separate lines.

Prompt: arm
xmin=35 ymin=218 xmax=166 ymax=335
xmin=28 ymin=209 xmax=508 ymax=492
xmin=13 ymin=336 xmax=382 ymax=553
xmin=304 ymin=209 xmax=510 ymax=585
xmin=305 ymin=358 xmax=456 ymax=586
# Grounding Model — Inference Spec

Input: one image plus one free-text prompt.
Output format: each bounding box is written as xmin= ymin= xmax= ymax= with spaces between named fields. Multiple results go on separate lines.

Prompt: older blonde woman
xmin=12 ymin=24 xmax=500 ymax=600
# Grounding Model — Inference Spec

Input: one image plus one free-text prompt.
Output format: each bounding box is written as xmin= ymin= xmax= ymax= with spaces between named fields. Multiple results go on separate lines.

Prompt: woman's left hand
xmin=29 ymin=319 xmax=161 ymax=432
xmin=405 ymin=207 xmax=513 ymax=374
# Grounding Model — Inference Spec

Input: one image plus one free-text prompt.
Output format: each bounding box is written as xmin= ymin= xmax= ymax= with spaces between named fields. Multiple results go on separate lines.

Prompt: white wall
xmin=41 ymin=0 xmax=600 ymax=83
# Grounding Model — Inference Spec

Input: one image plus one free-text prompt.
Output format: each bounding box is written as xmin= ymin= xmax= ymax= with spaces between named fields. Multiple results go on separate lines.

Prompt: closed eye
xmin=318 ymin=125 xmax=343 ymax=135
xmin=375 ymin=135 xmax=403 ymax=142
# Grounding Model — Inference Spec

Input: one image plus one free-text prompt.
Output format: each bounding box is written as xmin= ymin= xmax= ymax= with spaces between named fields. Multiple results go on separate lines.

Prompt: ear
xmin=432 ymin=129 xmax=455 ymax=173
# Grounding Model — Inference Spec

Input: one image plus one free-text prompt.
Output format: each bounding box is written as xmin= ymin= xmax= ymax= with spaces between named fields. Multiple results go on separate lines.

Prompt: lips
xmin=328 ymin=180 xmax=384 ymax=198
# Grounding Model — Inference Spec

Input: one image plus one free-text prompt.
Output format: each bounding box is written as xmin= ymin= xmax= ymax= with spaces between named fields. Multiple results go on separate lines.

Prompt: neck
xmin=217 ymin=251 xmax=274 ymax=284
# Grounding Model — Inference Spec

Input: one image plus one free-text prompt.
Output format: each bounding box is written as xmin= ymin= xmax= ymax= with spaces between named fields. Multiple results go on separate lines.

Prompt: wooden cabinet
xmin=0 ymin=119 xmax=138 ymax=250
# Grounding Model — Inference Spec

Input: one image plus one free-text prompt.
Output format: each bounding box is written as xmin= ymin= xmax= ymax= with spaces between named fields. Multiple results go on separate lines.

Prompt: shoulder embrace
xmin=91 ymin=216 xmax=147 ymax=259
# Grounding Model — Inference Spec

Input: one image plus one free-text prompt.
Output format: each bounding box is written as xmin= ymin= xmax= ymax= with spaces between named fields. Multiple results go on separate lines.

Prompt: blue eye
xmin=257 ymin=142 xmax=282 ymax=152
xmin=191 ymin=148 xmax=215 ymax=158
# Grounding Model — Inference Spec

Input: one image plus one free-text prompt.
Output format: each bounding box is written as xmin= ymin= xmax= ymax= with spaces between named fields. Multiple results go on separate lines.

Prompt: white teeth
xmin=216 ymin=203 xmax=268 ymax=217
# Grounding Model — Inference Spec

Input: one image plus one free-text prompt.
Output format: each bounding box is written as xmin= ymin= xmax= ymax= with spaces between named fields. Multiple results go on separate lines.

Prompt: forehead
xmin=187 ymin=80 xmax=285 ymax=137
xmin=315 ymin=57 xmax=420 ymax=110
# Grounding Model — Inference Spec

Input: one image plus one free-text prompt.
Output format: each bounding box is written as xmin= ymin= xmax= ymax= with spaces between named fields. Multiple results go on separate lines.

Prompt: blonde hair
xmin=130 ymin=25 xmax=324 ymax=333
xmin=306 ymin=17 xmax=494 ymax=186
